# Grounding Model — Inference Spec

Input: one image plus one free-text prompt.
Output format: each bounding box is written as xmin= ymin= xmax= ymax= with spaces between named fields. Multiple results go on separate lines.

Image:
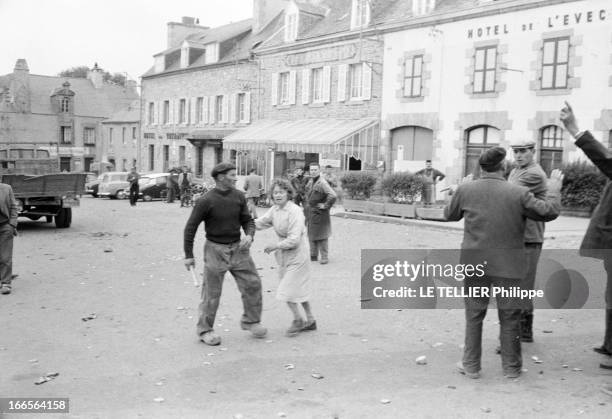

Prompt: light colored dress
xmin=255 ymin=201 xmax=311 ymax=303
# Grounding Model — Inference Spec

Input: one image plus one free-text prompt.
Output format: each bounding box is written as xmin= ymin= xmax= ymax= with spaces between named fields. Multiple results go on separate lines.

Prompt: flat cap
xmin=510 ymin=138 xmax=536 ymax=149
xmin=479 ymin=146 xmax=507 ymax=170
xmin=211 ymin=162 xmax=236 ymax=178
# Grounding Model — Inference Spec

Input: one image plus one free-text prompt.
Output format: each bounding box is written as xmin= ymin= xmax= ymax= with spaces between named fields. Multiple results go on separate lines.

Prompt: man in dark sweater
xmin=184 ymin=162 xmax=267 ymax=346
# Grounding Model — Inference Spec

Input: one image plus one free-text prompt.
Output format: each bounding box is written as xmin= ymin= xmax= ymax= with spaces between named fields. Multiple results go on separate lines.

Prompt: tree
xmin=58 ymin=65 xmax=127 ymax=86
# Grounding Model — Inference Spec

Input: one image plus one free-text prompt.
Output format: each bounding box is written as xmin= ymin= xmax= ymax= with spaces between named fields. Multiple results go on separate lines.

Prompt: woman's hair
xmin=270 ymin=178 xmax=295 ymax=200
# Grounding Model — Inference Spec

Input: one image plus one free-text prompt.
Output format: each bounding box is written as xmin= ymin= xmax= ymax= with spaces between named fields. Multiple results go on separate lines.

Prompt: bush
xmin=561 ymin=161 xmax=607 ymax=210
xmin=340 ymin=171 xmax=378 ymax=199
xmin=381 ymin=172 xmax=424 ymax=203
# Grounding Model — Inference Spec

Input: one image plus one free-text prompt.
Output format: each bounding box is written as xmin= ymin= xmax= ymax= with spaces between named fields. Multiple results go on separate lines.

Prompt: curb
xmin=333 ymin=211 xmax=462 ymax=232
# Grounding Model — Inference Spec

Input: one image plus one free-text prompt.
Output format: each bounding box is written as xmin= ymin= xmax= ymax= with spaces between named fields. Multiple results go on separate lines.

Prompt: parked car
xmin=98 ymin=171 xmax=129 ymax=199
xmin=85 ymin=174 xmax=104 ymax=197
xmin=138 ymin=173 xmax=172 ymax=201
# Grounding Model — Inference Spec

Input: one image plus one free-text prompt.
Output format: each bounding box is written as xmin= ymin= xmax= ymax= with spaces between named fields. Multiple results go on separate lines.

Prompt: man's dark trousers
xmin=463 ymin=275 xmax=522 ymax=375
xmin=129 ymin=184 xmax=139 ymax=206
xmin=0 ymin=223 xmax=14 ymax=286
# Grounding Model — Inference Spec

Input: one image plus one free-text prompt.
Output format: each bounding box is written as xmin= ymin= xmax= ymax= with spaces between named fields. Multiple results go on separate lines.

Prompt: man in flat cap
xmin=445 ymin=147 xmax=563 ymax=379
xmin=184 ymin=162 xmax=267 ymax=346
xmin=508 ymin=139 xmax=548 ymax=343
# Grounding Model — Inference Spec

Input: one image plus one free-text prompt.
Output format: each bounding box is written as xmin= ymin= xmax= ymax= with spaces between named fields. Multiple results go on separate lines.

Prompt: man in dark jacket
xmin=561 ymin=102 xmax=612 ymax=374
xmin=304 ymin=163 xmax=336 ymax=264
xmin=291 ymin=167 xmax=307 ymax=206
xmin=445 ymin=147 xmax=562 ymax=379
xmin=0 ymin=181 xmax=18 ymax=295
xmin=183 ymin=162 xmax=267 ymax=346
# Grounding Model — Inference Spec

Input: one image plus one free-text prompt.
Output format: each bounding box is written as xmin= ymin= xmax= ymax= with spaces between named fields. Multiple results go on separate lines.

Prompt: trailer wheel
xmin=55 ymin=208 xmax=72 ymax=228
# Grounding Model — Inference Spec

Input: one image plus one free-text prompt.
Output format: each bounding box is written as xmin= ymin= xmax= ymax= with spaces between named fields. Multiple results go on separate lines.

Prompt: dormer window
xmin=351 ymin=0 xmax=371 ymax=29
xmin=205 ymin=43 xmax=219 ymax=64
xmin=61 ymin=97 xmax=70 ymax=113
xmin=412 ymin=0 xmax=436 ymax=16
xmin=285 ymin=12 xmax=298 ymax=42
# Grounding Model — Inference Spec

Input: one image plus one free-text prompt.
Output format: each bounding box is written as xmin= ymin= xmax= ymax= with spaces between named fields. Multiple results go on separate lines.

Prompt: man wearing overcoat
xmin=304 ymin=163 xmax=336 ymax=264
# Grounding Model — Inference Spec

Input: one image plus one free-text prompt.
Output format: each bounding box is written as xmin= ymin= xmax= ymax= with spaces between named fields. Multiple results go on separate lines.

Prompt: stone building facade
xmin=140 ymin=17 xmax=258 ymax=178
xmin=381 ymin=0 xmax=612 ymax=193
xmin=0 ymin=60 xmax=138 ymax=173
xmin=100 ymin=100 xmax=140 ymax=172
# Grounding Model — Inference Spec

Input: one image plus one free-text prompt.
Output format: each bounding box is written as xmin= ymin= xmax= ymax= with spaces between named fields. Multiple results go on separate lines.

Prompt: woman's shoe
xmin=286 ymin=319 xmax=304 ymax=337
xmin=301 ymin=320 xmax=317 ymax=331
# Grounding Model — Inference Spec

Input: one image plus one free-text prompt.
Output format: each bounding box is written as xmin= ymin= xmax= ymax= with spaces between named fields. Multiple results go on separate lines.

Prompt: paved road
xmin=1 ymin=196 xmax=610 ymax=418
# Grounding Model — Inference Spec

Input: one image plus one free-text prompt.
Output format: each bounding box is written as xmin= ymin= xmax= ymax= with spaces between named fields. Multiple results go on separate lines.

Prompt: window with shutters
xmin=148 ymin=102 xmax=154 ymax=124
xmin=196 ymin=97 xmax=203 ymax=123
xmin=215 ymin=96 xmax=224 ymax=123
xmin=279 ymin=72 xmax=290 ymax=105
xmin=473 ymin=46 xmax=497 ymax=93
xmin=311 ymin=67 xmax=324 ymax=103
xmin=403 ymin=55 xmax=423 ymax=98
xmin=163 ymin=100 xmax=170 ymax=124
xmin=179 ymin=99 xmax=186 ymax=123
xmin=541 ymin=37 xmax=569 ymax=89
xmin=349 ymin=63 xmax=363 ymax=99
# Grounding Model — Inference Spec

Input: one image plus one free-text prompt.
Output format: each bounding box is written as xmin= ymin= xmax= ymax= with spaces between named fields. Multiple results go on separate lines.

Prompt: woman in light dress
xmin=255 ymin=178 xmax=316 ymax=336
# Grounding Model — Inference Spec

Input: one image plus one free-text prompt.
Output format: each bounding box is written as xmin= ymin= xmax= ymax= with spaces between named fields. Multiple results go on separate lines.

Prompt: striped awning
xmin=223 ymin=118 xmax=380 ymax=163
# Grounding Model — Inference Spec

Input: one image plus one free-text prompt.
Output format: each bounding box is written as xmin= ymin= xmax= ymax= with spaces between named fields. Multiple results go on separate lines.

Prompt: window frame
xmin=83 ymin=127 xmax=96 ymax=145
xmin=60 ymin=97 xmax=70 ymax=113
xmin=148 ymin=102 xmax=154 ymax=124
xmin=311 ymin=67 xmax=324 ymax=103
xmin=237 ymin=93 xmax=246 ymax=122
xmin=279 ymin=72 xmax=290 ymax=105
xmin=541 ymin=37 xmax=570 ymax=90
xmin=196 ymin=97 xmax=203 ymax=124
xmin=349 ymin=63 xmax=363 ymax=100
xmin=403 ymin=55 xmax=424 ymax=98
xmin=163 ymin=100 xmax=170 ymax=124
xmin=473 ymin=45 xmax=497 ymax=94
xmin=215 ymin=95 xmax=224 ymax=123
xmin=179 ymin=98 xmax=186 ymax=124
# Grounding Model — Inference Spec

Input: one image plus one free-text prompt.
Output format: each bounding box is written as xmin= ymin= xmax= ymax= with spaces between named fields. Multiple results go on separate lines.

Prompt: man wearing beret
xmin=183 ymin=162 xmax=266 ymax=346
xmin=508 ymin=139 xmax=548 ymax=343
xmin=445 ymin=147 xmax=563 ymax=379
xmin=560 ymin=102 xmax=612 ymax=378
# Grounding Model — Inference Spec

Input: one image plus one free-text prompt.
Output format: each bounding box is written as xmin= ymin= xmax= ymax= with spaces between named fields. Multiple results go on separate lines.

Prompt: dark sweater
xmin=183 ymin=188 xmax=255 ymax=258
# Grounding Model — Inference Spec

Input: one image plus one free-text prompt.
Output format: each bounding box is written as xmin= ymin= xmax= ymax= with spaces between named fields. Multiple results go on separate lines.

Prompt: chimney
xmin=253 ymin=0 xmax=289 ymax=34
xmin=14 ymin=58 xmax=30 ymax=74
xmin=87 ymin=63 xmax=104 ymax=89
xmin=167 ymin=17 xmax=208 ymax=49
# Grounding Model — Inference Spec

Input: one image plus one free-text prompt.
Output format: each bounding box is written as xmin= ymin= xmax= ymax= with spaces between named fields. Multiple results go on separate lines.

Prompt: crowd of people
xmin=1 ymin=103 xmax=610 ymax=394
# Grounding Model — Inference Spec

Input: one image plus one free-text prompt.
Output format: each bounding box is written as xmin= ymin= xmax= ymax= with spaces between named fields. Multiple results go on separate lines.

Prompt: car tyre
xmin=55 ymin=208 xmax=72 ymax=228
xmin=116 ymin=190 xmax=127 ymax=199
xmin=143 ymin=194 xmax=153 ymax=202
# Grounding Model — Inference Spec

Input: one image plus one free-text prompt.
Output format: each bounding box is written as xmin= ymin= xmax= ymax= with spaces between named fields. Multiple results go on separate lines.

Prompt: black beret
xmin=211 ymin=162 xmax=236 ymax=178
xmin=479 ymin=146 xmax=506 ymax=170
